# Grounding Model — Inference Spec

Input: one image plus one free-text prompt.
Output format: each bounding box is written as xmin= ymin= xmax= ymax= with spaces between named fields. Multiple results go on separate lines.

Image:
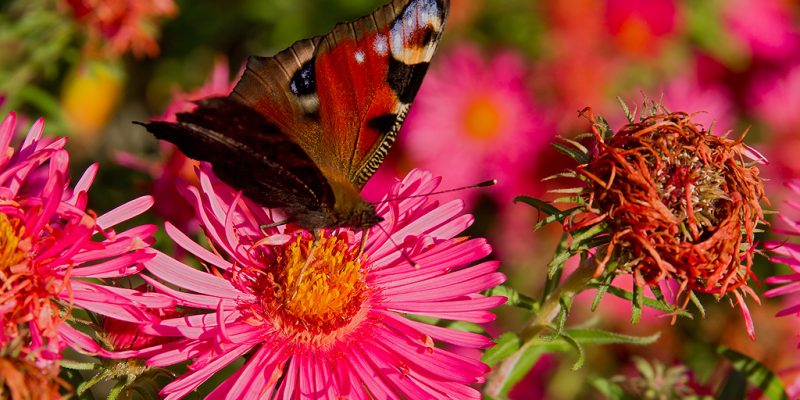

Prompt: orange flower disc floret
xmin=575 ymin=111 xmax=766 ymax=304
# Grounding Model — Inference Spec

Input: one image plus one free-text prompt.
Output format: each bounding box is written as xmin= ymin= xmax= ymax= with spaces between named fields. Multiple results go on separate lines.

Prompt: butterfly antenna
xmin=260 ymin=218 xmax=294 ymax=235
xmin=372 ymin=179 xmax=497 ymax=205
xmin=374 ymin=222 xmax=419 ymax=268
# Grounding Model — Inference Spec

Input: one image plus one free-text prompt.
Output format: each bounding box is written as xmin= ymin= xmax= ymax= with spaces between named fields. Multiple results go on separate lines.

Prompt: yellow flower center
xmin=0 ymin=214 xmax=26 ymax=271
xmin=244 ymin=233 xmax=369 ymax=342
xmin=464 ymin=96 xmax=503 ymax=140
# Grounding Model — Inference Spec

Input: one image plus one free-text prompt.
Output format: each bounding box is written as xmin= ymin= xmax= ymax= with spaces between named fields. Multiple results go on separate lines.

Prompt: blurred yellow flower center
xmin=464 ymin=96 xmax=503 ymax=140
xmin=272 ymin=234 xmax=368 ymax=337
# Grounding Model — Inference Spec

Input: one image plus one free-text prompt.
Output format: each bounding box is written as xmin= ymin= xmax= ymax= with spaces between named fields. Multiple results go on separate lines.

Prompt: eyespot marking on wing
xmin=289 ymin=60 xmax=320 ymax=115
xmin=389 ymin=0 xmax=444 ymax=63
xmin=290 ymin=61 xmax=316 ymax=96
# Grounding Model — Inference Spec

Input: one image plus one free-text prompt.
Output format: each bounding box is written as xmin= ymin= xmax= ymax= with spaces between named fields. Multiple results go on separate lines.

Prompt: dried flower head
xmin=554 ymin=103 xmax=767 ymax=336
xmin=0 ymin=356 xmax=69 ymax=400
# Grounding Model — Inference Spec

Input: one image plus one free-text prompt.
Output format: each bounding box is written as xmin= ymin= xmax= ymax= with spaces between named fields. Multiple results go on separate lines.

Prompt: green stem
xmin=484 ymin=257 xmax=597 ymax=398
xmin=520 ymin=258 xmax=596 ymax=341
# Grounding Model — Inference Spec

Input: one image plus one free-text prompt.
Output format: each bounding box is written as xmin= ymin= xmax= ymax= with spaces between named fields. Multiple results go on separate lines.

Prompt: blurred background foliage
xmin=2 ymin=0 xmax=800 ymax=398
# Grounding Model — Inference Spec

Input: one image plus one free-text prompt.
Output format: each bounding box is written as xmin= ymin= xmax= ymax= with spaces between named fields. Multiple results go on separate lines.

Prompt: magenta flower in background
xmin=752 ymin=65 xmax=800 ymax=187
xmin=723 ymin=0 xmax=800 ymax=61
xmin=0 ymin=113 xmax=162 ymax=369
xmin=660 ymin=74 xmax=734 ymax=134
xmin=118 ymin=59 xmax=238 ymax=233
xmin=128 ymin=166 xmax=505 ymax=399
xmin=766 ymin=181 xmax=800 ymax=317
xmin=401 ymin=45 xmax=551 ymax=207
xmin=604 ymin=0 xmax=679 ymax=56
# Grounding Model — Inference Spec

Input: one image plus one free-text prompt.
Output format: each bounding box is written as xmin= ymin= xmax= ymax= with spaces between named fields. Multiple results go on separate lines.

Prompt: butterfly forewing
xmin=143 ymin=0 xmax=449 ymax=230
xmin=142 ymin=98 xmax=334 ymax=212
xmin=234 ymin=0 xmax=449 ymax=189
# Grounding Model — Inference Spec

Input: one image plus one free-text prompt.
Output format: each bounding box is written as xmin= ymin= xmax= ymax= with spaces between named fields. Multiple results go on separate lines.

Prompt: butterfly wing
xmin=141 ymin=97 xmax=335 ymax=216
xmin=232 ymin=0 xmax=450 ymax=189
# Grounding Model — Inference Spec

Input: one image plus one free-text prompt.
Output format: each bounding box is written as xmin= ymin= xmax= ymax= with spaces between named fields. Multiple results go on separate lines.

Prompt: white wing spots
xmin=355 ymin=50 xmax=366 ymax=64
xmin=389 ymin=0 xmax=443 ymax=64
xmin=373 ymin=34 xmax=388 ymax=56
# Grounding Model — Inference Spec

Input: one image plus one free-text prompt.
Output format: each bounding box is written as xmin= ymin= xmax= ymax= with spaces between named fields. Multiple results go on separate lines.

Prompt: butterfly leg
xmin=291 ymin=229 xmax=322 ymax=301
xmin=357 ymin=229 xmax=369 ymax=258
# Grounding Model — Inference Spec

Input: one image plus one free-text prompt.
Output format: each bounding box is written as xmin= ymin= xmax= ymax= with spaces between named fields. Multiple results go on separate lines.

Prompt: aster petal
xmin=382 ymin=261 xmax=505 ymax=301
xmin=20 ymin=117 xmax=44 ymax=150
xmin=160 ymin=343 xmax=253 ymax=400
xmin=70 ymin=282 xmax=158 ymax=323
xmin=165 ymin=222 xmax=232 ymax=269
xmin=140 ymin=275 xmax=239 ymax=309
xmin=377 ymin=310 xmax=495 ymax=349
xmin=374 ymin=327 xmax=489 ymax=384
xmin=58 ymin=323 xmax=102 ymax=354
xmin=96 ymin=195 xmax=154 ymax=230
xmin=145 ymin=251 xmax=244 ymax=299
xmin=217 ymin=343 xmax=287 ymax=400
xmin=68 ymin=163 xmax=98 ymax=206
xmin=346 ymin=347 xmax=399 ymax=399
xmin=0 ymin=113 xmax=17 ymax=162
xmin=69 ymin=252 xmax=148 ymax=278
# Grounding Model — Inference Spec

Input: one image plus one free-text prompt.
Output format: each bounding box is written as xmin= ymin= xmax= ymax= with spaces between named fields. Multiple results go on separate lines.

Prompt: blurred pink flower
xmin=63 ymin=0 xmax=177 ymax=58
xmin=604 ymin=0 xmax=680 ymax=56
xmin=0 ymin=113 xmax=161 ymax=369
xmin=751 ymin=65 xmax=800 ymax=187
xmin=402 ymin=45 xmax=551 ymax=207
xmin=120 ymin=59 xmax=237 ymax=233
xmin=766 ymin=181 xmax=800 ymax=317
xmin=660 ymin=75 xmax=735 ymax=135
xmin=127 ymin=166 xmax=505 ymax=399
xmin=723 ymin=0 xmax=800 ymax=61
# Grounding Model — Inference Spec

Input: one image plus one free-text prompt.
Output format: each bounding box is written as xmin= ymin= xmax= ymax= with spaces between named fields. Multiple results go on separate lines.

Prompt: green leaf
xmin=590 ymin=376 xmax=629 ymax=400
xmin=483 ymin=332 xmax=522 ymax=366
xmin=514 ymin=196 xmax=561 ymax=216
xmin=484 ymin=341 xmax=548 ymax=399
xmin=552 ymin=141 xmax=591 ymax=164
xmin=565 ymin=329 xmax=660 ymax=346
xmin=60 ymin=360 xmax=99 ymax=371
xmin=718 ymin=346 xmax=789 ymax=400
xmin=484 ymin=285 xmax=536 ymax=310
xmin=597 ymin=285 xmax=692 ymax=318
xmin=559 ymin=332 xmax=585 ymax=370
xmin=631 ymin=281 xmax=643 ymax=324
xmin=591 ymin=273 xmax=615 ymax=312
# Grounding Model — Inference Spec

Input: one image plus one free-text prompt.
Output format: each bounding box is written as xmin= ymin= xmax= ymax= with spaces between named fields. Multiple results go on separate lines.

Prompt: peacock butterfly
xmin=140 ymin=0 xmax=450 ymax=231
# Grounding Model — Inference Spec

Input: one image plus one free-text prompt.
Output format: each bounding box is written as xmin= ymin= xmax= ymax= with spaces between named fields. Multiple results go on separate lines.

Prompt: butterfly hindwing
xmin=233 ymin=0 xmax=449 ymax=189
xmin=142 ymin=98 xmax=334 ymax=213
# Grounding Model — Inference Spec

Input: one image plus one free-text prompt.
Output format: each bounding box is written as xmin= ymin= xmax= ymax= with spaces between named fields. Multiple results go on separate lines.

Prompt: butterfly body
xmin=141 ymin=0 xmax=449 ymax=230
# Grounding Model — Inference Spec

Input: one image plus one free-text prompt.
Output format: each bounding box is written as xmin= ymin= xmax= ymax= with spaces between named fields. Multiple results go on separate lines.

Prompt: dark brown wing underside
xmin=140 ymin=97 xmax=335 ymax=212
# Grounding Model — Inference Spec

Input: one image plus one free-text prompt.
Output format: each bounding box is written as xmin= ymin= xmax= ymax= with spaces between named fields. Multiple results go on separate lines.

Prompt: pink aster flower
xmin=129 ymin=165 xmax=506 ymax=399
xmin=401 ymin=45 xmax=552 ymax=207
xmin=0 ymin=113 xmax=161 ymax=368
xmin=723 ymin=0 xmax=800 ymax=61
xmin=751 ymin=65 xmax=800 ymax=187
xmin=604 ymin=0 xmax=680 ymax=57
xmin=766 ymin=180 xmax=800 ymax=318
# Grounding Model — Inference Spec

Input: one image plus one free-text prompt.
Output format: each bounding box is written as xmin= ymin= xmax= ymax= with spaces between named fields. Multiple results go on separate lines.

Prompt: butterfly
xmin=140 ymin=0 xmax=450 ymax=231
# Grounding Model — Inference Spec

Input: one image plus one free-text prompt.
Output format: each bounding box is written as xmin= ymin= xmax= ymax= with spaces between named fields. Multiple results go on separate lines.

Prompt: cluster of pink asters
xmin=0 ymin=113 xmax=161 ymax=390
xmin=117 ymin=166 xmax=506 ymax=399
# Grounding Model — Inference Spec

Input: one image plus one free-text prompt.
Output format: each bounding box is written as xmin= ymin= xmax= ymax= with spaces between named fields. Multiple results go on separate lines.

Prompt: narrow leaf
xmin=718 ymin=346 xmax=789 ymax=400
xmin=483 ymin=332 xmax=522 ymax=366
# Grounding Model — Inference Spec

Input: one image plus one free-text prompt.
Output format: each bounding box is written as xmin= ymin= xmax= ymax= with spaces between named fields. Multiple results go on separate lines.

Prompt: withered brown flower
xmin=0 ymin=356 xmax=69 ymax=400
xmin=566 ymin=106 xmax=767 ymax=331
